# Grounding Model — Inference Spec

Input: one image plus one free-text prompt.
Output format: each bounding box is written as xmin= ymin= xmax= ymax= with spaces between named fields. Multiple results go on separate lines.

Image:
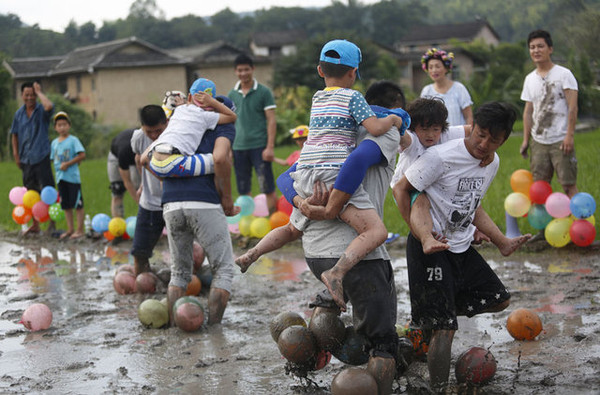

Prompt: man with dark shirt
xmin=107 ymin=129 xmax=141 ymax=217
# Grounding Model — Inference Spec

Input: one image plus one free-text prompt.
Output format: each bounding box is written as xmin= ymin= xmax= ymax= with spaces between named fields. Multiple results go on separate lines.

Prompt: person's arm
xmin=118 ymin=167 xmax=139 ymax=203
xmin=33 ymin=82 xmax=53 ymax=112
xmin=196 ymin=93 xmax=237 ymax=124
xmin=273 ymin=157 xmax=288 ymax=166
xmin=11 ymin=134 xmax=20 ymax=168
xmin=520 ymin=101 xmax=533 ymax=159
xmin=276 ymin=163 xmax=298 ymax=205
xmin=60 ymin=152 xmax=85 ymax=171
xmin=392 ymin=176 xmax=418 ymax=230
xmin=361 ymin=114 xmax=402 ymax=137
xmin=462 ymin=124 xmax=472 ymax=137
xmin=213 ymin=137 xmax=240 ymax=217
xmin=399 ymin=132 xmax=412 ymax=152
xmin=262 ymin=108 xmax=276 ymax=162
xmin=462 ymin=106 xmax=473 ymax=126
xmin=562 ymin=89 xmax=578 ymax=154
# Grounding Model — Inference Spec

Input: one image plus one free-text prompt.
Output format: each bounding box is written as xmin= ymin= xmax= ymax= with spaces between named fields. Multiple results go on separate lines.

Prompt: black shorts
xmin=21 ymin=155 xmax=55 ymax=192
xmin=58 ymin=180 xmax=84 ymax=210
xmin=306 ymin=258 xmax=398 ymax=353
xmin=406 ymin=233 xmax=510 ymax=331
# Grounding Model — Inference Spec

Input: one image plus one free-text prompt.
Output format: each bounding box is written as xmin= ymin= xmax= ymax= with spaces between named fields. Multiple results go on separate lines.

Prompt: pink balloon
xmin=20 ymin=303 xmax=53 ymax=331
xmin=545 ymin=192 xmax=571 ymax=218
xmin=253 ymin=193 xmax=270 ymax=217
xmin=9 ymin=186 xmax=27 ymax=206
xmin=32 ymin=201 xmax=50 ymax=222
xmin=228 ymin=223 xmax=240 ymax=234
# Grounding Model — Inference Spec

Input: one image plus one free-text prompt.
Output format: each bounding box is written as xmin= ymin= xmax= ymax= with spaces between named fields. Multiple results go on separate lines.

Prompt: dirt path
xmin=0 ymin=233 xmax=599 ymax=394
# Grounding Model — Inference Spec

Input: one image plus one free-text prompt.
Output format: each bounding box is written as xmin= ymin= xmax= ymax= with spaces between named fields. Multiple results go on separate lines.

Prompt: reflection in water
xmin=244 ymin=255 xmax=308 ymax=282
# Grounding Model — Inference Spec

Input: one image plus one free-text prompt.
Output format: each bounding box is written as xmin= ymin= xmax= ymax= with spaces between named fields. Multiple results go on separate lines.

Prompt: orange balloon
xmin=510 ymin=169 xmax=533 ymax=197
xmin=103 ymin=230 xmax=115 ymax=241
xmin=270 ymin=211 xmax=290 ymax=229
xmin=12 ymin=205 xmax=33 ymax=225
xmin=506 ymin=308 xmax=543 ymax=340
xmin=186 ymin=274 xmax=202 ymax=296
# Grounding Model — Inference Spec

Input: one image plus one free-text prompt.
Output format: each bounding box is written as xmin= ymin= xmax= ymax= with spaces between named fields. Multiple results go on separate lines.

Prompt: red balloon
xmin=569 ymin=219 xmax=596 ymax=247
xmin=32 ymin=201 xmax=50 ymax=223
xmin=529 ymin=180 xmax=553 ymax=205
xmin=277 ymin=195 xmax=293 ymax=216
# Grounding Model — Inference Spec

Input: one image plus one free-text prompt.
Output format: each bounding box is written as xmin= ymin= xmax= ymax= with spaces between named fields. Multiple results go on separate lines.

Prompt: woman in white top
xmin=420 ymin=48 xmax=473 ymax=127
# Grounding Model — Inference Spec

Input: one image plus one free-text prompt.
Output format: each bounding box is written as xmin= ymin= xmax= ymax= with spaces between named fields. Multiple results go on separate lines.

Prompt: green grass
xmin=1 ymin=129 xmax=599 ymax=239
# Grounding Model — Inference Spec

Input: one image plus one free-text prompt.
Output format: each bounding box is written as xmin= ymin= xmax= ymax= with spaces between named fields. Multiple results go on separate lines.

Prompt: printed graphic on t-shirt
xmin=58 ymin=148 xmax=71 ymax=163
xmin=448 ymin=177 xmax=484 ymax=231
xmin=535 ymin=81 xmax=564 ymax=135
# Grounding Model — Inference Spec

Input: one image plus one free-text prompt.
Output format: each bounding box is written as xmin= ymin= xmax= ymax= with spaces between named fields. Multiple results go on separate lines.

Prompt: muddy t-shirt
xmin=521 ymin=65 xmax=578 ymax=145
xmin=405 ymin=138 xmax=499 ymax=253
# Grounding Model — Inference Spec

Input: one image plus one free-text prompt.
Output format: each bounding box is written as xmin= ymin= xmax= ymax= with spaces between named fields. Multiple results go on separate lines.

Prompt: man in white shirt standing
xmin=520 ymin=29 xmax=579 ymax=197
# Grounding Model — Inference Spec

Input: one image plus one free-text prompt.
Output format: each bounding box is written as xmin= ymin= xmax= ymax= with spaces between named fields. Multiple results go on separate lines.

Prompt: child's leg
xmin=321 ymin=206 xmax=387 ymax=311
xmin=410 ymin=193 xmax=450 ymax=254
xmin=61 ymin=209 xmax=74 ymax=239
xmin=150 ymin=152 xmax=214 ymax=177
xmin=235 ymin=223 xmax=302 ymax=273
xmin=71 ymin=208 xmax=85 ymax=239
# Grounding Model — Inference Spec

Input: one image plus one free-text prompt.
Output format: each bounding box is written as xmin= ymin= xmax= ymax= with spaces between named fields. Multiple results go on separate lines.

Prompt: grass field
xmin=1 ymin=128 xmax=599 ymax=239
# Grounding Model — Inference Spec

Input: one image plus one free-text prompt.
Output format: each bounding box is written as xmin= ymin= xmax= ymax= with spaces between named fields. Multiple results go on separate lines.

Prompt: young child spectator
xmin=420 ymin=48 xmax=473 ymax=126
xmin=273 ymin=125 xmax=308 ymax=167
xmin=237 ymin=46 xmax=407 ymax=312
xmin=141 ymin=78 xmax=236 ymax=177
xmin=50 ymin=111 xmax=86 ymax=240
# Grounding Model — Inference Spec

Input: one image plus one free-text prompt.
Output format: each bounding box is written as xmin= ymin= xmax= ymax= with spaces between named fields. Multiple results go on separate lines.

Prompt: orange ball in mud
xmin=185 ymin=274 xmax=202 ymax=296
xmin=506 ymin=308 xmax=543 ymax=340
xmin=277 ymin=325 xmax=317 ymax=364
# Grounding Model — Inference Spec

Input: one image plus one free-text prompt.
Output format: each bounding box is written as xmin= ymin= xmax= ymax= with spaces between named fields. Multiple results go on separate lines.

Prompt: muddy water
xmin=0 ymin=236 xmax=599 ymax=394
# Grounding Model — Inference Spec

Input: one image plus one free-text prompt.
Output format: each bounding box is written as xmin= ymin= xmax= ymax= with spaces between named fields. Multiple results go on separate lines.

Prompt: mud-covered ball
xmin=269 ymin=311 xmax=306 ymax=342
xmin=113 ymin=271 xmax=136 ymax=295
xmin=506 ymin=308 xmax=543 ymax=340
xmin=277 ymin=325 xmax=317 ymax=364
xmin=308 ymin=309 xmax=345 ymax=351
xmin=455 ymin=347 xmax=497 ymax=385
xmin=331 ymin=326 xmax=370 ymax=366
xmin=138 ymin=299 xmax=168 ymax=329
xmin=331 ymin=367 xmax=378 ymax=395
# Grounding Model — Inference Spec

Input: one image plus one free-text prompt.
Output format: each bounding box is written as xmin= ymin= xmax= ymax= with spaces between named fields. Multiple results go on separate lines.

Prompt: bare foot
xmin=59 ymin=231 xmax=73 ymax=240
xmin=320 ymin=269 xmax=347 ymax=312
xmin=70 ymin=232 xmax=84 ymax=240
xmin=499 ymin=234 xmax=532 ymax=256
xmin=23 ymin=224 xmax=41 ymax=236
xmin=422 ymin=237 xmax=450 ymax=254
xmin=235 ymin=249 xmax=259 ymax=273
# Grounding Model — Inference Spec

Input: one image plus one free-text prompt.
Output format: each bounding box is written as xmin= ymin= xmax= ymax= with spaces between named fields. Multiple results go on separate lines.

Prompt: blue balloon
xmin=226 ymin=212 xmax=241 ymax=224
xmin=235 ymin=195 xmax=255 ymax=217
xmin=528 ymin=204 xmax=553 ymax=230
xmin=40 ymin=186 xmax=58 ymax=205
xmin=126 ymin=217 xmax=137 ymax=238
xmin=570 ymin=192 xmax=596 ymax=219
xmin=92 ymin=213 xmax=111 ymax=233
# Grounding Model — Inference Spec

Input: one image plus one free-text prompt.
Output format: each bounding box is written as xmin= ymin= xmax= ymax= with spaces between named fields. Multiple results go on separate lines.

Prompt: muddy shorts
xmin=530 ymin=139 xmax=577 ymax=186
xmin=163 ymin=205 xmax=234 ymax=293
xmin=306 ymin=257 xmax=398 ymax=355
xmin=406 ymin=233 xmax=510 ymax=331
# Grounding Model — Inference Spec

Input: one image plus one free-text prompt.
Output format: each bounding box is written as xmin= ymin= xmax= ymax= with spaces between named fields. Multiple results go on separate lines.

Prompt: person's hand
xmin=173 ymin=95 xmax=185 ymax=107
xmin=222 ymin=197 xmax=241 ymax=217
xmin=519 ymin=141 xmax=529 ymax=159
xmin=33 ymin=81 xmax=42 ymax=95
xmin=305 ymin=180 xmax=330 ymax=206
xmin=472 ymin=228 xmax=491 ymax=245
xmin=560 ymin=135 xmax=574 ymax=154
xmin=136 ymin=186 xmax=143 ymax=201
xmin=262 ymin=146 xmax=274 ymax=162
xmin=391 ymin=115 xmax=404 ymax=132
xmin=193 ymin=91 xmax=217 ymax=107
xmin=59 ymin=162 xmax=69 ymax=171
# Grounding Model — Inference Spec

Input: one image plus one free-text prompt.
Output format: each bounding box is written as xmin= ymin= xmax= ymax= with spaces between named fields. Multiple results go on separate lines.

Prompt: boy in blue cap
xmin=237 ymin=40 xmax=407 ymax=312
xmin=141 ymin=78 xmax=237 ymax=177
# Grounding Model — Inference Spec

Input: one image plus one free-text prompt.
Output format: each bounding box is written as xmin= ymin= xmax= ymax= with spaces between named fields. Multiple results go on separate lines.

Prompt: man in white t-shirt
xmin=394 ymin=102 xmax=531 ymax=392
xmin=520 ymin=29 xmax=579 ymax=197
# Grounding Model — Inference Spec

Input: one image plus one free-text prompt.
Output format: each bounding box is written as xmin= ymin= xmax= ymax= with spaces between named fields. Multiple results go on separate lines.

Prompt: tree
xmin=128 ymin=0 xmax=165 ymax=20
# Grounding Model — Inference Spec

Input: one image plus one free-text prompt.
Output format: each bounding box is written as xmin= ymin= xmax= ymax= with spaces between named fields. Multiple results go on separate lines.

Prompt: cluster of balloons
xmin=91 ymin=213 xmax=137 ymax=241
xmin=9 ymin=185 xmax=63 ymax=225
xmin=227 ymin=194 xmax=293 ymax=238
xmin=504 ymin=169 xmax=596 ymax=247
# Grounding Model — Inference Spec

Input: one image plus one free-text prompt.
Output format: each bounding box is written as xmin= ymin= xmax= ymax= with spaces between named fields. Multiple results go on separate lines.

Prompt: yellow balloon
xmin=250 ymin=217 xmax=271 ymax=238
xmin=504 ymin=192 xmax=531 ymax=217
xmin=238 ymin=216 xmax=254 ymax=237
xmin=22 ymin=190 xmax=41 ymax=209
xmin=544 ymin=218 xmax=572 ymax=247
xmin=571 ymin=214 xmax=595 ymax=226
xmin=108 ymin=217 xmax=126 ymax=237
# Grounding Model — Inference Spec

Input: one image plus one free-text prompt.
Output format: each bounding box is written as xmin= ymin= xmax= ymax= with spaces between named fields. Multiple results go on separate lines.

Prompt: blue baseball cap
xmin=189 ymin=78 xmax=216 ymax=97
xmin=319 ymin=39 xmax=362 ymax=78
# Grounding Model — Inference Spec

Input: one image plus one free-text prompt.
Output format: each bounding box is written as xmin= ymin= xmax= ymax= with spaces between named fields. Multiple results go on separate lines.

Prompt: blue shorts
xmin=131 ymin=206 xmax=165 ymax=259
xmin=233 ymin=147 xmax=275 ymax=195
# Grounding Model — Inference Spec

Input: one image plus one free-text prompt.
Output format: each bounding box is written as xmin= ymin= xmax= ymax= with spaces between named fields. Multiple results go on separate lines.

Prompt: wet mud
xmin=0 ymin=234 xmax=599 ymax=394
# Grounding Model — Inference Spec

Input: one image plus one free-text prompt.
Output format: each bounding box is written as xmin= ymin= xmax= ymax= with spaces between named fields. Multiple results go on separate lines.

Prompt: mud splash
xmin=0 ymin=236 xmax=599 ymax=393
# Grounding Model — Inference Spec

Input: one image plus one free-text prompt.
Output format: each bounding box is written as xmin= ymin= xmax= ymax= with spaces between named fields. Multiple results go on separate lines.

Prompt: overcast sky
xmin=1 ymin=0 xmax=380 ymax=33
